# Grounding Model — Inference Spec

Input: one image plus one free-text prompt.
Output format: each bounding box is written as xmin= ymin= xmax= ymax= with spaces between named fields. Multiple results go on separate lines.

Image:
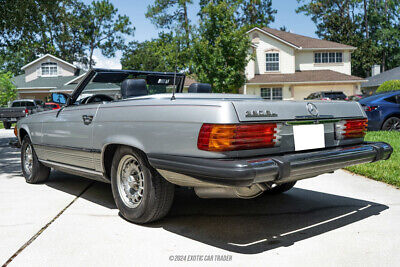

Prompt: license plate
xmin=293 ymin=124 xmax=325 ymax=151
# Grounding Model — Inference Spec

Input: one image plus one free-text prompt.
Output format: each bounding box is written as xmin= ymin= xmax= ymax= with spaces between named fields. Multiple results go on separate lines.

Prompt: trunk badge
xmin=245 ymin=110 xmax=278 ymax=118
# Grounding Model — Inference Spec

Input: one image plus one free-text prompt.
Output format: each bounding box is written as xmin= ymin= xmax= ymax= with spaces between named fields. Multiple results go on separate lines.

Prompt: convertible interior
xmin=73 ymin=69 xmax=213 ymax=106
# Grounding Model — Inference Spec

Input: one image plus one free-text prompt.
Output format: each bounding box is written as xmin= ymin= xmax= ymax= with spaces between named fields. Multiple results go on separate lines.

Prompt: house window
xmin=261 ymin=88 xmax=282 ymax=100
xmin=266 ymin=53 xmax=279 ymax=71
xmin=314 ymin=52 xmax=343 ymax=63
xmin=41 ymin=62 xmax=58 ymax=76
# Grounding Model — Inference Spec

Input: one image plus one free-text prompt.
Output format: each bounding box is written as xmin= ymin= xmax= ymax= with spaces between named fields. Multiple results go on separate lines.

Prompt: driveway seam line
xmin=2 ymin=181 xmax=94 ymax=267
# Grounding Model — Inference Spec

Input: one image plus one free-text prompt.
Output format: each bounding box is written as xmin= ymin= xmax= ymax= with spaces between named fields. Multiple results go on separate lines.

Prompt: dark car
xmin=346 ymin=94 xmax=365 ymax=101
xmin=305 ymin=91 xmax=347 ymax=101
xmin=359 ymin=91 xmax=400 ymax=131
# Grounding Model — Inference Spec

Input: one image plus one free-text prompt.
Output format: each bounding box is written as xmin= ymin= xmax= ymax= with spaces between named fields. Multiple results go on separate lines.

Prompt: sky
xmin=82 ymin=0 xmax=317 ymax=69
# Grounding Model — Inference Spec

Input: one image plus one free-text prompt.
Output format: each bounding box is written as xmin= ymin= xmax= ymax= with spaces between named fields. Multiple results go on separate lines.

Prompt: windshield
xmin=324 ymin=92 xmax=346 ymax=99
xmin=73 ymin=70 xmax=185 ymax=105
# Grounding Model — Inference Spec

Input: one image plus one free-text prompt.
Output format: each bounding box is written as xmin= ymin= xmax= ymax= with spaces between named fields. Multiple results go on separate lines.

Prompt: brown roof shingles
xmin=261 ymin=27 xmax=355 ymax=49
xmin=247 ymin=70 xmax=365 ymax=84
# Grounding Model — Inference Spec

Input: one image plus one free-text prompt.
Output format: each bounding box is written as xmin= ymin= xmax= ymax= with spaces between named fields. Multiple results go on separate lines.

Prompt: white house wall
xmin=295 ymin=50 xmax=352 ymax=75
xmin=249 ymin=30 xmax=296 ymax=79
xmin=25 ymin=56 xmax=76 ymax=82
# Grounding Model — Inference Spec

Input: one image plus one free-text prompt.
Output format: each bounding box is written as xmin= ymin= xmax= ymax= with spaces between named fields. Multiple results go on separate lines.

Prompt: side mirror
xmin=51 ymin=93 xmax=70 ymax=105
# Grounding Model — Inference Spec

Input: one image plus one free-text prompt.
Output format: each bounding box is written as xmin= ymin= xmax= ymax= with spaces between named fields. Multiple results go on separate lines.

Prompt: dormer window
xmin=266 ymin=52 xmax=279 ymax=72
xmin=41 ymin=62 xmax=58 ymax=76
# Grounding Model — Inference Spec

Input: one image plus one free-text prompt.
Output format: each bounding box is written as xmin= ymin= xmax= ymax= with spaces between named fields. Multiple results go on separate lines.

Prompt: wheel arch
xmin=100 ymin=137 xmax=147 ymax=181
xmin=18 ymin=125 xmax=31 ymax=143
xmin=381 ymin=113 xmax=400 ymax=129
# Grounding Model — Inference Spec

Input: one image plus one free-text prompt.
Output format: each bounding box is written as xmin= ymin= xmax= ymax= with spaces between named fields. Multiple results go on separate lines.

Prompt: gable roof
xmin=361 ymin=66 xmax=400 ymax=88
xmin=21 ymin=54 xmax=77 ymax=70
xmin=247 ymin=27 xmax=356 ymax=50
xmin=247 ymin=70 xmax=365 ymax=85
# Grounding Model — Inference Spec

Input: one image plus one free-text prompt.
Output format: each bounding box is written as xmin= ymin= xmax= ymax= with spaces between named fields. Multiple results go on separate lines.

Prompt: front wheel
xmin=381 ymin=117 xmax=400 ymax=131
xmin=111 ymin=146 xmax=175 ymax=224
xmin=3 ymin=122 xmax=11 ymax=129
xmin=21 ymin=136 xmax=50 ymax=183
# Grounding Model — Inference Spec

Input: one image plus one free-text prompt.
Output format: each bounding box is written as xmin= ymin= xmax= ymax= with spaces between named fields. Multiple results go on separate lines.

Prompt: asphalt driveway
xmin=1 ymin=129 xmax=399 ymax=266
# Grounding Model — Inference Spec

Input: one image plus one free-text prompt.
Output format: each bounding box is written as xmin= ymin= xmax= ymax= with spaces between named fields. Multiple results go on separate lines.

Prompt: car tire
xmin=3 ymin=122 xmax=11 ymax=129
xmin=111 ymin=146 xmax=175 ymax=224
xmin=21 ymin=136 xmax=50 ymax=184
xmin=381 ymin=117 xmax=400 ymax=131
xmin=265 ymin=181 xmax=296 ymax=195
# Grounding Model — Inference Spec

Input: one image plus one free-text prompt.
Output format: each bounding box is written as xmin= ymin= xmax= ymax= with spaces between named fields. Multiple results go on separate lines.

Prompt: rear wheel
xmin=381 ymin=117 xmax=400 ymax=131
xmin=3 ymin=122 xmax=11 ymax=129
xmin=111 ymin=146 xmax=175 ymax=224
xmin=21 ymin=136 xmax=50 ymax=183
xmin=265 ymin=181 xmax=296 ymax=195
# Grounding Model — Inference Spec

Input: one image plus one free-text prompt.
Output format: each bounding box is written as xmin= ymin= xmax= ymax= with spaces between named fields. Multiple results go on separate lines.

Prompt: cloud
xmin=92 ymin=50 xmax=122 ymax=69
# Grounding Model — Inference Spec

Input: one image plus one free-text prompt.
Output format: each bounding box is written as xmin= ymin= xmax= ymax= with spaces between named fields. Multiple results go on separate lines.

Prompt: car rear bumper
xmin=148 ymin=142 xmax=393 ymax=187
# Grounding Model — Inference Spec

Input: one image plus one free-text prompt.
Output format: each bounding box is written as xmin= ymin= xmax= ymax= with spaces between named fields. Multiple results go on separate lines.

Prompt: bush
xmin=0 ymin=72 xmax=17 ymax=107
xmin=376 ymin=80 xmax=400 ymax=93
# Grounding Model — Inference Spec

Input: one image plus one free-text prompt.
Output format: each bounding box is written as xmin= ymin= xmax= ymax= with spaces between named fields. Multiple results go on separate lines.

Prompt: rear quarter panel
xmin=92 ymin=99 xmax=239 ymax=159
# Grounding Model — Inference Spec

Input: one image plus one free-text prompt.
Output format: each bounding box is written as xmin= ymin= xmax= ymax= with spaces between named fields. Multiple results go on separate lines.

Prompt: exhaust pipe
xmin=194 ymin=184 xmax=268 ymax=199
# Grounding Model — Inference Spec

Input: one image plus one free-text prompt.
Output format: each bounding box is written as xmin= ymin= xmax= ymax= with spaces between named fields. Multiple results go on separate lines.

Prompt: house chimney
xmin=371 ymin=65 xmax=381 ymax=76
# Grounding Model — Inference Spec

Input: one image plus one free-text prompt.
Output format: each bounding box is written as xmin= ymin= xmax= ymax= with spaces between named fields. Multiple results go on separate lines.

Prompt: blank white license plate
xmin=293 ymin=124 xmax=325 ymax=151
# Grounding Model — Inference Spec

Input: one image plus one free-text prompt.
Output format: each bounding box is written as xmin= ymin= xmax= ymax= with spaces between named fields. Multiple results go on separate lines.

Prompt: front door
xmin=39 ymin=103 xmax=99 ymax=169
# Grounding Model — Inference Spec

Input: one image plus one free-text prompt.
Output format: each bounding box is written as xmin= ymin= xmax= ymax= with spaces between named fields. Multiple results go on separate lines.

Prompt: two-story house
xmin=243 ymin=27 xmax=366 ymax=100
xmin=13 ymin=54 xmax=88 ymax=101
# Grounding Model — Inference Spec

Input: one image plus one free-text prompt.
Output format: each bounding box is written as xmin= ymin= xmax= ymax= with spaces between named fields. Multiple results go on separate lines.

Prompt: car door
xmin=40 ymin=103 xmax=99 ymax=170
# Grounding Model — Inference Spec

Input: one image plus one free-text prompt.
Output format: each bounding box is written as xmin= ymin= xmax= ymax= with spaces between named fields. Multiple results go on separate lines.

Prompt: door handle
xmin=82 ymin=115 xmax=94 ymax=125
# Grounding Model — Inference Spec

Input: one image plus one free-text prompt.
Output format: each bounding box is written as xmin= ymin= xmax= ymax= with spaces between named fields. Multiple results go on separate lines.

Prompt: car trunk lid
xmin=232 ymin=100 xmax=365 ymax=122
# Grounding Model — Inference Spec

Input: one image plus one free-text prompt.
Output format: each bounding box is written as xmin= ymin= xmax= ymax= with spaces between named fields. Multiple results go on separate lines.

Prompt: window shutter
xmin=36 ymin=66 xmax=41 ymax=77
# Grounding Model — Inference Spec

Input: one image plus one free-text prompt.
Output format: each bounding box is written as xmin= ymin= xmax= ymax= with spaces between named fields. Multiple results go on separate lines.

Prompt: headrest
xmin=188 ymin=83 xmax=212 ymax=93
xmin=121 ymin=79 xmax=148 ymax=98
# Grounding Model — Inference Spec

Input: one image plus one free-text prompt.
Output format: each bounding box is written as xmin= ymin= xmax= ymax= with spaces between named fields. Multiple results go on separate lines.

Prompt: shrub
xmin=376 ymin=80 xmax=400 ymax=93
xmin=0 ymin=72 xmax=17 ymax=106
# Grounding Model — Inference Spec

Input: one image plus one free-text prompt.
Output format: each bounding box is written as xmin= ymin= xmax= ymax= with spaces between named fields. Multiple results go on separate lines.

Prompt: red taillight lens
xmin=198 ymin=123 xmax=281 ymax=151
xmin=364 ymin=106 xmax=378 ymax=112
xmin=24 ymin=108 xmax=29 ymax=115
xmin=335 ymin=119 xmax=368 ymax=139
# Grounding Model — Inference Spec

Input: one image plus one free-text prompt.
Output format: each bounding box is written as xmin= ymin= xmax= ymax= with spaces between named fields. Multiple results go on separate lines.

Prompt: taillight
xmin=24 ymin=108 xmax=29 ymax=115
xmin=364 ymin=106 xmax=378 ymax=112
xmin=198 ymin=123 xmax=281 ymax=151
xmin=335 ymin=119 xmax=368 ymax=140
xmin=14 ymin=127 xmax=18 ymax=137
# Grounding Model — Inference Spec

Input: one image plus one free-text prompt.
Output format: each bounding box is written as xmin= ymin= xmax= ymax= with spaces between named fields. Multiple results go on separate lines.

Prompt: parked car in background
xmin=16 ymin=69 xmax=392 ymax=224
xmin=0 ymin=99 xmax=45 ymax=129
xmin=305 ymin=91 xmax=347 ymax=101
xmin=346 ymin=94 xmax=365 ymax=101
xmin=44 ymin=102 xmax=61 ymax=110
xmin=359 ymin=91 xmax=400 ymax=131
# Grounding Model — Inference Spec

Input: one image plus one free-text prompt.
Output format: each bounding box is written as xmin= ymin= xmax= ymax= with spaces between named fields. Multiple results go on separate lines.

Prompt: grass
xmin=346 ymin=131 xmax=400 ymax=188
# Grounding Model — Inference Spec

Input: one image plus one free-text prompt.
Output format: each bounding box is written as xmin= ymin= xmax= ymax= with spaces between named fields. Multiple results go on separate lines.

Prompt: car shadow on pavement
xmin=147 ymin=187 xmax=388 ymax=254
xmin=45 ymin=171 xmax=117 ymax=209
xmin=41 ymin=174 xmax=388 ymax=255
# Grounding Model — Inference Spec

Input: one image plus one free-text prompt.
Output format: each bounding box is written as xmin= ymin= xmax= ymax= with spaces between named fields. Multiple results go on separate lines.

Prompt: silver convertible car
xmin=16 ymin=69 xmax=392 ymax=223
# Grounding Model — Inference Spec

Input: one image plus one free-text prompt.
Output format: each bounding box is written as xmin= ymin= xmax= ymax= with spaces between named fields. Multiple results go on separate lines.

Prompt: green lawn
xmin=346 ymin=131 xmax=400 ymax=188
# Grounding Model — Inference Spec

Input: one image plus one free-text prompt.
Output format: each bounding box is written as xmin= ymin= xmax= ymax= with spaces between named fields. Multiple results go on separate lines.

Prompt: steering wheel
xmin=84 ymin=94 xmax=114 ymax=104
